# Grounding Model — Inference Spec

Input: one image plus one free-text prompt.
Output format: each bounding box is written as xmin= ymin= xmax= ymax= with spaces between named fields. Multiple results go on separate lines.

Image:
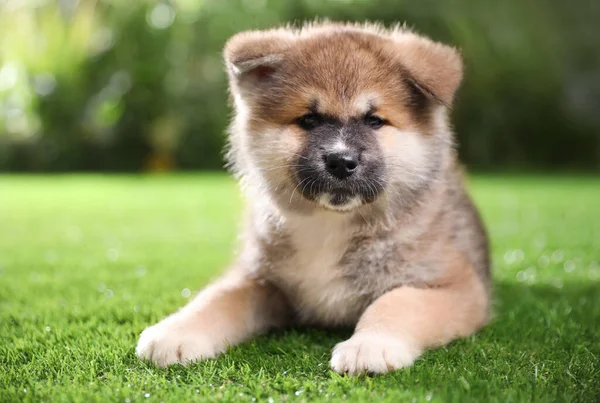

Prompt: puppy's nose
xmin=324 ymin=152 xmax=359 ymax=179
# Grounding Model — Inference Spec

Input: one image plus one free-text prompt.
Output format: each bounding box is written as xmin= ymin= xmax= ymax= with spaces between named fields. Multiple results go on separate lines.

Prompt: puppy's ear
xmin=224 ymin=29 xmax=295 ymax=93
xmin=391 ymin=31 xmax=463 ymax=107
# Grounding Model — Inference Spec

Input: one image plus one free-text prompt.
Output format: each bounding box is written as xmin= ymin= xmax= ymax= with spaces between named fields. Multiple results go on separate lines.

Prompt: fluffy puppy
xmin=136 ymin=22 xmax=491 ymax=375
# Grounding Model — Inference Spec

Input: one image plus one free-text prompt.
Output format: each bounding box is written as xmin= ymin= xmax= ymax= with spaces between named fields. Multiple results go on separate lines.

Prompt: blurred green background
xmin=0 ymin=0 xmax=599 ymax=172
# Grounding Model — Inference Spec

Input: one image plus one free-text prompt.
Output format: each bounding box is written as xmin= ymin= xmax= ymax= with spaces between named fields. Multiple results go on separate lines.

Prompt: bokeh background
xmin=0 ymin=0 xmax=599 ymax=172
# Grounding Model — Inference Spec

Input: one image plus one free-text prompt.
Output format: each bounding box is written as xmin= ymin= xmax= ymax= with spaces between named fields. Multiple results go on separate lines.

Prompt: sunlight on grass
xmin=0 ymin=174 xmax=598 ymax=402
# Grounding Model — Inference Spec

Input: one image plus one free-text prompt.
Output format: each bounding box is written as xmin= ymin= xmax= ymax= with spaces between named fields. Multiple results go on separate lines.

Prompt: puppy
xmin=136 ymin=22 xmax=491 ymax=375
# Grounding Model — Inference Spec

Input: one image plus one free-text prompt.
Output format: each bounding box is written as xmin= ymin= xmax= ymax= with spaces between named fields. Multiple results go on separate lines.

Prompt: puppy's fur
xmin=136 ymin=22 xmax=491 ymax=375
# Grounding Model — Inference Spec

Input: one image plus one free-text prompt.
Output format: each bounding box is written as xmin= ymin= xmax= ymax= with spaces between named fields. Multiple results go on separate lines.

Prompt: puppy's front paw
xmin=136 ymin=317 xmax=225 ymax=367
xmin=330 ymin=332 xmax=420 ymax=375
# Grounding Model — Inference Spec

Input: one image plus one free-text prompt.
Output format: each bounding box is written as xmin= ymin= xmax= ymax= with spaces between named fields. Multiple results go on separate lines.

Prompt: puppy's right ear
xmin=224 ymin=29 xmax=295 ymax=94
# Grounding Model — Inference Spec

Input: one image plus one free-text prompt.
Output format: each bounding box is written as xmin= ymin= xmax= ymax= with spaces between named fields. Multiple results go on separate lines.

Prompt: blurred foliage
xmin=0 ymin=0 xmax=599 ymax=171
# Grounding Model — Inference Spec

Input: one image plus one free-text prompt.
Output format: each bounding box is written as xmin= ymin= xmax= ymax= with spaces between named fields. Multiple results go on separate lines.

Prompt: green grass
xmin=1 ymin=174 xmax=599 ymax=402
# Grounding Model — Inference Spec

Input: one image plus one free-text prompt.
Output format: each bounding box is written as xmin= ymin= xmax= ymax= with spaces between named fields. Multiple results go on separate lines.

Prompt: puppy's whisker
xmin=301 ymin=179 xmax=316 ymax=197
xmin=289 ymin=177 xmax=311 ymax=204
xmin=263 ymin=164 xmax=304 ymax=172
xmin=356 ymin=206 xmax=369 ymax=226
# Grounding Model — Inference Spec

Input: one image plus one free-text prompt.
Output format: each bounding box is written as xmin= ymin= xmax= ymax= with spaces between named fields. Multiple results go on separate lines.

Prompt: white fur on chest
xmin=275 ymin=211 xmax=364 ymax=325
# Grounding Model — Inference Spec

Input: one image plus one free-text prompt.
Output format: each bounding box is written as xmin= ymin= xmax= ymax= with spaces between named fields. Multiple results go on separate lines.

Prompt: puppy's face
xmin=225 ymin=24 xmax=462 ymax=213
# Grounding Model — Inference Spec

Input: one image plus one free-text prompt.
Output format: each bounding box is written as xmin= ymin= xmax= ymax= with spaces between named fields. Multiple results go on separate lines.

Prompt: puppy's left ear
xmin=391 ymin=32 xmax=463 ymax=107
xmin=224 ymin=29 xmax=295 ymax=94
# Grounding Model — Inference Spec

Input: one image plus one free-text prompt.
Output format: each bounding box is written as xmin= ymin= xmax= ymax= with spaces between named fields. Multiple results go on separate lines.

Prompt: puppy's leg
xmin=136 ymin=271 xmax=289 ymax=367
xmin=330 ymin=260 xmax=489 ymax=375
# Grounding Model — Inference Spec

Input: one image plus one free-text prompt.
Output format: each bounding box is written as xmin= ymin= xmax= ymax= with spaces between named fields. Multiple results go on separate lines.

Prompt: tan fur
xmin=136 ymin=272 xmax=290 ymax=366
xmin=136 ymin=21 xmax=491 ymax=375
xmin=331 ymin=256 xmax=488 ymax=374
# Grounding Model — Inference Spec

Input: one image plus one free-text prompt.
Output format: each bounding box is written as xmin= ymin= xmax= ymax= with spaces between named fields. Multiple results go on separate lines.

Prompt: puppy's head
xmin=225 ymin=23 xmax=462 ymax=213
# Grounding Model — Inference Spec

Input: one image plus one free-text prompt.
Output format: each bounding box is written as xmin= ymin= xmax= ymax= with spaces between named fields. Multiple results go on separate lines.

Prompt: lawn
xmin=0 ymin=174 xmax=599 ymax=402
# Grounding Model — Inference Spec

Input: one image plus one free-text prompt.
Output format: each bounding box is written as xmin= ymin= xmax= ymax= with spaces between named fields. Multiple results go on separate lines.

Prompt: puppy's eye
xmin=365 ymin=114 xmax=385 ymax=129
xmin=296 ymin=113 xmax=323 ymax=130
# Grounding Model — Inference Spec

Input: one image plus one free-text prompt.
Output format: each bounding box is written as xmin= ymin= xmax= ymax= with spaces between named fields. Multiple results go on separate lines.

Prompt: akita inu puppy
xmin=136 ymin=22 xmax=491 ymax=375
